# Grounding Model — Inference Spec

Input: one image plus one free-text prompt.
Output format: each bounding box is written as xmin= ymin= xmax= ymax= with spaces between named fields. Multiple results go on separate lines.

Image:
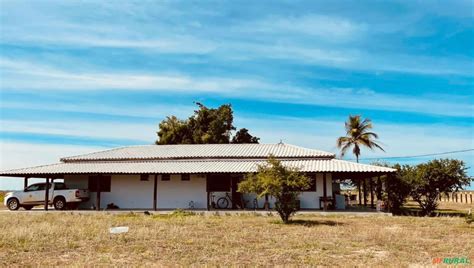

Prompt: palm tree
xmin=337 ymin=115 xmax=385 ymax=206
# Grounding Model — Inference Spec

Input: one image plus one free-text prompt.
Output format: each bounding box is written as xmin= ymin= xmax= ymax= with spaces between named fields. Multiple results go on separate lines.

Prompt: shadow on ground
xmin=274 ymin=219 xmax=343 ymax=227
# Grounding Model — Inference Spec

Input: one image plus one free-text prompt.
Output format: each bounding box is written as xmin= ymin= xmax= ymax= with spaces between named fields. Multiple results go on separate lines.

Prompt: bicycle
xmin=216 ymin=192 xmax=249 ymax=209
xmin=216 ymin=192 xmax=233 ymax=209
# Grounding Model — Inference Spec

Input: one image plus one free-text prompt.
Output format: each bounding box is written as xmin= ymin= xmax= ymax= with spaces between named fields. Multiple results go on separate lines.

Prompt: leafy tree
xmin=156 ymin=102 xmax=260 ymax=144
xmin=156 ymin=116 xmax=193 ymax=145
xmin=409 ymin=159 xmax=470 ymax=216
xmin=188 ymin=102 xmax=235 ymax=144
xmin=385 ymin=164 xmax=414 ymax=214
xmin=231 ymin=128 xmax=260 ymax=144
xmin=238 ymin=156 xmax=311 ymax=223
xmin=337 ymin=115 xmax=384 ymax=204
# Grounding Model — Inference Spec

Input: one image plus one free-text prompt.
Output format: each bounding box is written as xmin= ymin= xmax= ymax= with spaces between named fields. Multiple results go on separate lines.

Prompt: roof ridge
xmin=284 ymin=143 xmax=335 ymax=154
xmin=60 ymin=144 xmax=152 ymax=161
xmin=61 ymin=143 xmax=336 ymax=162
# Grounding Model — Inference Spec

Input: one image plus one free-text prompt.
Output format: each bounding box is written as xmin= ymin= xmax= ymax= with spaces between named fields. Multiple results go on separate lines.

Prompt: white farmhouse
xmin=0 ymin=143 xmax=395 ymax=210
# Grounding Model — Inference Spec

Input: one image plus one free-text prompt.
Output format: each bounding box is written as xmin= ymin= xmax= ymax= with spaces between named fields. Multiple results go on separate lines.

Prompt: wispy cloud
xmin=1 ymin=2 xmax=472 ymax=76
xmin=1 ymin=58 xmax=472 ymax=117
xmin=237 ymin=15 xmax=367 ymax=41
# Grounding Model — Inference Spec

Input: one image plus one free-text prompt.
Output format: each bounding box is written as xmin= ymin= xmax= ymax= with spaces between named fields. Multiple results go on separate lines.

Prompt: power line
xmin=348 ymin=148 xmax=474 ymax=161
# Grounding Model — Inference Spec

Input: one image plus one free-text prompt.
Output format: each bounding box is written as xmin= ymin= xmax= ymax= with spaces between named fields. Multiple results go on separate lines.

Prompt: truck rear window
xmin=54 ymin=183 xmax=68 ymax=190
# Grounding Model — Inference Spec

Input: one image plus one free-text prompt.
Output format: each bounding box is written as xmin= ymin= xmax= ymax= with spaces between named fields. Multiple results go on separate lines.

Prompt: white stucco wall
xmin=65 ymin=173 xmax=207 ymax=209
xmin=241 ymin=173 xmax=332 ymax=210
xmin=64 ymin=172 xmax=332 ymax=210
xmin=157 ymin=174 xmax=207 ymax=209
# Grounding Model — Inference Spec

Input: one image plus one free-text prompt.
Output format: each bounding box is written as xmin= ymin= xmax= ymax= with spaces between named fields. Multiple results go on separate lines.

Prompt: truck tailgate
xmin=76 ymin=189 xmax=89 ymax=198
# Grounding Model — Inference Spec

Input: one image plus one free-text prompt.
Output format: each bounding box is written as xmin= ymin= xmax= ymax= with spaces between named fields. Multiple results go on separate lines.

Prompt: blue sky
xmin=0 ymin=0 xmax=473 ymax=190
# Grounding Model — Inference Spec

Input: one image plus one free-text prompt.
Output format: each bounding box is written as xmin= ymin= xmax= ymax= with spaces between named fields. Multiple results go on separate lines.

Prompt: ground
xmin=0 ymin=211 xmax=472 ymax=266
xmin=0 ymin=191 xmax=5 ymax=209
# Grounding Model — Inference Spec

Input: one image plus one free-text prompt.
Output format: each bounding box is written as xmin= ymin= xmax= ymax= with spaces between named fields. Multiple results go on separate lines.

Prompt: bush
xmin=385 ymin=164 xmax=413 ymax=214
xmin=238 ymin=156 xmax=311 ymax=224
xmin=409 ymin=159 xmax=470 ymax=216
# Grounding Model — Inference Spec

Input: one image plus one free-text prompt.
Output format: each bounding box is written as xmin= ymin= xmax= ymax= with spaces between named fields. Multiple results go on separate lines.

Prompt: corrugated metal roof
xmin=61 ymin=143 xmax=335 ymax=162
xmin=0 ymin=159 xmax=396 ymax=176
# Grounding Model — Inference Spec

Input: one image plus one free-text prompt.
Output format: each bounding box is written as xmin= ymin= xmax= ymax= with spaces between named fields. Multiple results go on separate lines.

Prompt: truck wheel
xmin=23 ymin=205 xmax=33 ymax=210
xmin=53 ymin=197 xmax=66 ymax=210
xmin=7 ymin=198 xmax=20 ymax=211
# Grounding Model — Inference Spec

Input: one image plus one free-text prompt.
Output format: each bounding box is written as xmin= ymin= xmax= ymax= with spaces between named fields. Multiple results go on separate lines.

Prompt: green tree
xmin=337 ymin=115 xmax=385 ymax=204
xmin=156 ymin=102 xmax=260 ymax=144
xmin=337 ymin=115 xmax=385 ymax=162
xmin=409 ymin=159 xmax=470 ymax=216
xmin=238 ymin=156 xmax=311 ymax=223
xmin=385 ymin=164 xmax=414 ymax=214
xmin=231 ymin=128 xmax=260 ymax=144
xmin=156 ymin=116 xmax=193 ymax=145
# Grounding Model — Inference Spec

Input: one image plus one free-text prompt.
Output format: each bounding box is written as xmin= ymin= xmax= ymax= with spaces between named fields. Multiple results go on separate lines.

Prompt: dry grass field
xmin=0 ymin=212 xmax=472 ymax=266
xmin=0 ymin=191 xmax=5 ymax=209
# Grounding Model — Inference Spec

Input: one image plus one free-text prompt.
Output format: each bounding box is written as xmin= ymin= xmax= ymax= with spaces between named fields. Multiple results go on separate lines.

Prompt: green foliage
xmin=156 ymin=102 xmax=259 ymax=145
xmin=337 ymin=115 xmax=384 ymax=162
xmin=376 ymin=159 xmax=471 ymax=216
xmin=409 ymin=159 xmax=470 ymax=216
xmin=156 ymin=116 xmax=193 ymax=145
xmin=238 ymin=156 xmax=311 ymax=223
xmin=231 ymin=128 xmax=260 ymax=144
xmin=385 ymin=164 xmax=414 ymax=214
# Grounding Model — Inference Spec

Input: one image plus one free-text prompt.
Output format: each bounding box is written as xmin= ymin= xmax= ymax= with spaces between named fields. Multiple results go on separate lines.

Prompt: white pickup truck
xmin=4 ymin=182 xmax=89 ymax=211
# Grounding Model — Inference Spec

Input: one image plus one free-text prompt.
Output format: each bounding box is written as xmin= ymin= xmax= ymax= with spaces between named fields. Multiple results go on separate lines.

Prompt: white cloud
xmin=1 ymin=7 xmax=472 ymax=76
xmin=1 ymin=58 xmax=472 ymax=117
xmin=0 ymin=120 xmax=156 ymax=142
xmin=237 ymin=116 xmax=474 ymax=164
xmin=0 ymin=142 xmax=105 ymax=190
xmin=0 ymin=58 xmax=268 ymax=92
xmin=242 ymin=15 xmax=366 ymax=41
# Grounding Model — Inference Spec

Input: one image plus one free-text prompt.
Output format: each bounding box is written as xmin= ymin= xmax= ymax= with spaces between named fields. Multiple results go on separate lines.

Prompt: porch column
xmin=206 ymin=175 xmax=210 ymax=211
xmin=95 ymin=175 xmax=101 ymax=211
xmin=370 ymin=177 xmax=375 ymax=208
xmin=363 ymin=178 xmax=368 ymax=207
xmin=322 ymin=173 xmax=328 ymax=211
xmin=376 ymin=175 xmax=382 ymax=200
xmin=358 ymin=179 xmax=362 ymax=205
xmin=264 ymin=194 xmax=270 ymax=210
xmin=153 ymin=174 xmax=158 ymax=211
xmin=24 ymin=177 xmax=28 ymax=189
xmin=44 ymin=177 xmax=50 ymax=210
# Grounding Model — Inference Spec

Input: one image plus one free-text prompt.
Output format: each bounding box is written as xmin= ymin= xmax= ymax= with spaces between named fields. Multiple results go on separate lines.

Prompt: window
xmin=161 ymin=174 xmax=170 ymax=181
xmin=26 ymin=183 xmax=54 ymax=191
xmin=88 ymin=175 xmax=111 ymax=192
xmin=54 ymin=183 xmax=68 ymax=190
xmin=181 ymin=174 xmax=190 ymax=181
xmin=25 ymin=184 xmax=43 ymax=192
xmin=140 ymin=174 xmax=149 ymax=181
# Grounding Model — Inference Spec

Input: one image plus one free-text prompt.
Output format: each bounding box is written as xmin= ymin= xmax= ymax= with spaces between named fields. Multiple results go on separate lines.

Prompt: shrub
xmin=238 ymin=156 xmax=311 ymax=223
